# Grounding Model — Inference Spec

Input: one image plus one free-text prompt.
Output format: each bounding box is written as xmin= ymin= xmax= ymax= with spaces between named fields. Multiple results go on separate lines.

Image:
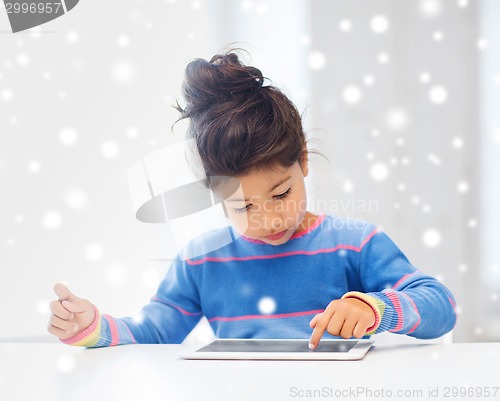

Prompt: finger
xmin=49 ymin=315 xmax=79 ymax=333
xmin=47 ymin=322 xmax=77 ymax=341
xmin=47 ymin=322 xmax=68 ymax=338
xmin=353 ymin=321 xmax=368 ymax=339
xmin=309 ymin=305 xmax=336 ymax=350
xmin=327 ymin=313 xmax=346 ymax=337
xmin=309 ymin=313 xmax=322 ymax=329
xmin=54 ymin=283 xmax=76 ymax=302
xmin=49 ymin=300 xmax=74 ymax=320
xmin=339 ymin=317 xmax=357 ymax=339
xmin=61 ymin=299 xmax=90 ymax=314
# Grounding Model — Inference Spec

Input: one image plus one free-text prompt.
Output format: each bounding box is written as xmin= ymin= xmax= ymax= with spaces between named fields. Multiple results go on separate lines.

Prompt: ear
xmin=300 ymin=148 xmax=309 ymax=177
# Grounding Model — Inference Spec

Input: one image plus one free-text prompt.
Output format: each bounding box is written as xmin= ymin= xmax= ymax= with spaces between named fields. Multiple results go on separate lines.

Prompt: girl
xmin=48 ymin=52 xmax=457 ymax=350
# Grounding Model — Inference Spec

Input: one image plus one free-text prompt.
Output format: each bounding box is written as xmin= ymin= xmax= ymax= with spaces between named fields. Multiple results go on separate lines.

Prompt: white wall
xmin=0 ymin=0 xmax=497 ymax=342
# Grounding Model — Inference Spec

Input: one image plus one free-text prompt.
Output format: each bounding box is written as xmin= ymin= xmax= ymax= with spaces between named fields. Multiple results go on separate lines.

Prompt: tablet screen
xmin=197 ymin=340 xmax=357 ymax=353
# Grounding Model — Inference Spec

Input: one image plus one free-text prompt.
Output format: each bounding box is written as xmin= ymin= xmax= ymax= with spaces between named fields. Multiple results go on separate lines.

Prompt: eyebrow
xmin=226 ymin=176 xmax=292 ymax=203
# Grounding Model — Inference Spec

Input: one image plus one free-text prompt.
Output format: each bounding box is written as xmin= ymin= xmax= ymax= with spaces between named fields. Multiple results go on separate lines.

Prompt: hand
xmin=308 ymin=298 xmax=375 ymax=349
xmin=47 ymin=283 xmax=96 ymax=341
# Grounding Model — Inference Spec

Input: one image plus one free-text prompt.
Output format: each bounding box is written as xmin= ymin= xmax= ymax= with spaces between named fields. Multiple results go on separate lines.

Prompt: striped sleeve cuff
xmin=60 ymin=305 xmax=102 ymax=347
xmin=342 ymin=291 xmax=386 ymax=335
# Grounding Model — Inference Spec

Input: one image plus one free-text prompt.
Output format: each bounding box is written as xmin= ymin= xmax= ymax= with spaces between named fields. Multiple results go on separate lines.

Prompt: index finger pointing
xmin=309 ymin=301 xmax=336 ymax=349
xmin=309 ymin=324 xmax=327 ymax=350
xmin=308 ymin=303 xmax=336 ymax=350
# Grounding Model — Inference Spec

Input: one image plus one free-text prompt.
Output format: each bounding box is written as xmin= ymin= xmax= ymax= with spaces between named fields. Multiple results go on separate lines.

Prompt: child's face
xmin=219 ymin=159 xmax=309 ymax=246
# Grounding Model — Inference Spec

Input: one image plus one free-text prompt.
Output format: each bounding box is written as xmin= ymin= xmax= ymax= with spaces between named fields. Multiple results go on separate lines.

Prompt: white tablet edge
xmin=178 ymin=338 xmax=374 ymax=360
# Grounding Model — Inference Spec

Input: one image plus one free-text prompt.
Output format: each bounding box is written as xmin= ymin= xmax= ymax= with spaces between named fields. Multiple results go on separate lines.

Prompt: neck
xmin=295 ymin=211 xmax=318 ymax=235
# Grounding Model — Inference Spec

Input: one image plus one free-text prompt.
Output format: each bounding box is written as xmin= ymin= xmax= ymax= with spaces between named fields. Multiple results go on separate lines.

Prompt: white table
xmin=0 ymin=338 xmax=499 ymax=401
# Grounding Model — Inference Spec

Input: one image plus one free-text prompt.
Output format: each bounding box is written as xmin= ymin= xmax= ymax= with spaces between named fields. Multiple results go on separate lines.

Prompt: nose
xmin=260 ymin=206 xmax=284 ymax=232
xmin=249 ymin=200 xmax=285 ymax=232
xmin=270 ymin=217 xmax=282 ymax=231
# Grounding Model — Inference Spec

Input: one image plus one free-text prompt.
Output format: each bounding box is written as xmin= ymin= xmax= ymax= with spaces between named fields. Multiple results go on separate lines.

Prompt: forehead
xmin=242 ymin=163 xmax=294 ymax=183
xmin=211 ymin=163 xmax=297 ymax=199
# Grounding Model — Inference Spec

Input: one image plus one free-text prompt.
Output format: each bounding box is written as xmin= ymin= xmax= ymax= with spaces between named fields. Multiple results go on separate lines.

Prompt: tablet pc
xmin=178 ymin=339 xmax=374 ymax=360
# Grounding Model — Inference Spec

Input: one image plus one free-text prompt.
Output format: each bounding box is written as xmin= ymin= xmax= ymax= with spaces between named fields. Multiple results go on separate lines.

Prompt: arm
xmin=49 ymin=257 xmax=203 ymax=347
xmin=309 ymin=226 xmax=457 ymax=348
xmin=345 ymin=229 xmax=458 ymax=339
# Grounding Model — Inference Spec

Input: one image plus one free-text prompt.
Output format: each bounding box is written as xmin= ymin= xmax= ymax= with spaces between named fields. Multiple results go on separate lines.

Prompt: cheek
xmin=288 ymin=188 xmax=307 ymax=214
xmin=226 ymin=212 xmax=250 ymax=234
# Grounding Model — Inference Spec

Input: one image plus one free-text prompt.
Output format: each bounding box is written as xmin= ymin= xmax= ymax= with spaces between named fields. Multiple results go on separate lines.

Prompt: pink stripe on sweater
xmin=104 ymin=314 xmax=120 ymax=346
xmin=360 ymin=227 xmax=380 ymax=248
xmin=152 ymin=297 xmax=202 ymax=316
xmin=188 ymin=221 xmax=380 ymax=265
xmin=448 ymin=295 xmax=456 ymax=309
xmin=188 ymin=245 xmax=362 ymax=265
xmin=208 ymin=309 xmax=324 ymax=323
xmin=383 ymin=290 xmax=404 ymax=332
xmin=447 ymin=296 xmax=458 ymax=328
xmin=291 ymin=214 xmax=326 ymax=240
xmin=123 ymin=322 xmax=137 ymax=344
xmin=392 ymin=270 xmax=421 ymax=290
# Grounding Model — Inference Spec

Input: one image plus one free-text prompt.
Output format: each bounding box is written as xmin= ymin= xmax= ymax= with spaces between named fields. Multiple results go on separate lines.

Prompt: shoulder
xmin=177 ymin=225 xmax=243 ymax=261
xmin=319 ymin=215 xmax=380 ymax=248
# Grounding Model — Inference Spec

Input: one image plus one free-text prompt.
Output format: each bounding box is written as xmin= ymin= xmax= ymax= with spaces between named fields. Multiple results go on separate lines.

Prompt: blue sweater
xmin=63 ymin=215 xmax=457 ymax=347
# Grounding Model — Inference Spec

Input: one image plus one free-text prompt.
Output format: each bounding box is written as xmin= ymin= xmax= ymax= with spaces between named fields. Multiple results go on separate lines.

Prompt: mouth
xmin=264 ymin=229 xmax=288 ymax=241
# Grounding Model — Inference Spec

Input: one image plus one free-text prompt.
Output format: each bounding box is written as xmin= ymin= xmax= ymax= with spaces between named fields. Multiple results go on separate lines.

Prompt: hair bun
xmin=181 ymin=52 xmax=265 ymax=116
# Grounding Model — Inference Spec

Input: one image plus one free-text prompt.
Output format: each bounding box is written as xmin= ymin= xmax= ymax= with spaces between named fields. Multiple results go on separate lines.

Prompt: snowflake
xmin=112 ymin=61 xmax=135 ymax=84
xmin=59 ymin=127 xmax=78 ymax=146
xmin=107 ymin=264 xmax=127 ymax=286
xmin=370 ymin=162 xmax=389 ymax=181
xmin=377 ymin=52 xmax=389 ymax=64
xmin=419 ymin=72 xmax=431 ymax=83
xmin=370 ymin=15 xmax=389 ymax=34
xmin=56 ymin=355 xmax=75 ymax=373
xmin=342 ymin=180 xmax=354 ymax=193
xmin=1 ymin=88 xmax=13 ymax=102
xmin=452 ymin=137 xmax=464 ymax=148
xmin=85 ymin=243 xmax=104 ymax=262
xmin=429 ymin=85 xmax=448 ymax=104
xmin=117 ymin=35 xmax=130 ymax=48
xmin=16 ymin=53 xmax=29 ymax=66
xmin=308 ymin=51 xmax=326 ymax=71
xmin=42 ymin=211 xmax=62 ymax=230
xmin=127 ymin=126 xmax=139 ymax=139
xmin=477 ymin=38 xmax=488 ymax=50
xmin=419 ymin=0 xmax=442 ymax=18
xmin=258 ymin=296 xmax=277 ymax=315
xmin=64 ymin=187 xmax=89 ymax=211
xmin=66 ymin=31 xmax=79 ymax=44
xmin=101 ymin=140 xmax=120 ymax=159
xmin=339 ymin=19 xmax=352 ymax=32
xmin=342 ymin=86 xmax=362 ymax=104
xmin=457 ymin=181 xmax=469 ymax=193
xmin=385 ymin=109 xmax=408 ymax=130
xmin=28 ymin=160 xmax=41 ymax=173
xmin=422 ymin=228 xmax=441 ymax=248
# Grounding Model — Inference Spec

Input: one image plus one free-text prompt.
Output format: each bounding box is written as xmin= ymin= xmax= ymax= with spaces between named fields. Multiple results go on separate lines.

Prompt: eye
xmin=233 ymin=204 xmax=251 ymax=214
xmin=274 ymin=188 xmax=291 ymax=199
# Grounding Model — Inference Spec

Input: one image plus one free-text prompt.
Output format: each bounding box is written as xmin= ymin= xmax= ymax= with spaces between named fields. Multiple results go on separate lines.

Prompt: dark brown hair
xmin=174 ymin=51 xmax=307 ymax=183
